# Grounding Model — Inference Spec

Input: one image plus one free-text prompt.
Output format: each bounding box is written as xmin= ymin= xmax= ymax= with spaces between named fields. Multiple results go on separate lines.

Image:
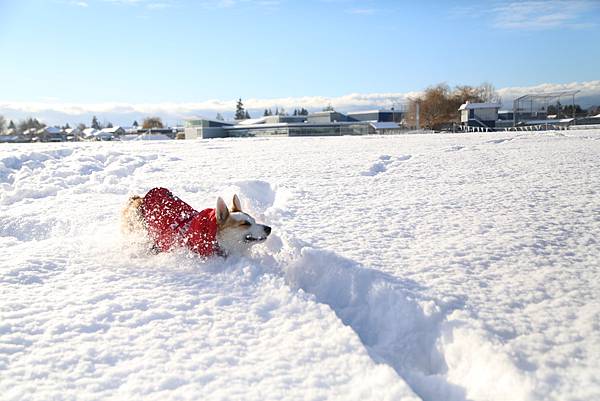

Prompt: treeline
xmin=0 ymin=115 xmax=167 ymax=135
xmin=232 ymin=98 xmax=310 ymax=120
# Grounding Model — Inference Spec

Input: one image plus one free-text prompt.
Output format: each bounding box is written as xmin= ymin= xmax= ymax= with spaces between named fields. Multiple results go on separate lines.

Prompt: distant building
xmin=100 ymin=126 xmax=126 ymax=136
xmin=93 ymin=130 xmax=114 ymax=141
xmin=347 ymin=109 xmax=404 ymax=123
xmin=459 ymin=102 xmax=501 ymax=129
xmin=64 ymin=127 xmax=82 ymax=141
xmin=306 ymin=111 xmax=352 ymax=123
xmin=82 ymin=128 xmax=98 ymax=139
xmin=184 ymin=118 xmax=237 ymax=139
xmin=36 ymin=126 xmax=64 ymax=142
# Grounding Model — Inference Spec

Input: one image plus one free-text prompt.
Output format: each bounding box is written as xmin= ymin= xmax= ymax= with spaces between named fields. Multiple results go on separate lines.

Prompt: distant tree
xmin=322 ymin=104 xmax=335 ymax=111
xmin=406 ymin=84 xmax=455 ymax=130
xmin=300 ymin=108 xmax=309 ymax=115
xmin=235 ymin=98 xmax=246 ymax=120
xmin=405 ymin=82 xmax=499 ymax=130
xmin=274 ymin=107 xmax=279 ymax=116
xmin=77 ymin=123 xmax=86 ymax=131
xmin=477 ymin=82 xmax=500 ymax=103
xmin=91 ymin=116 xmax=101 ymax=130
xmin=0 ymin=115 xmax=6 ymax=134
xmin=8 ymin=120 xmax=16 ymax=130
xmin=142 ymin=116 xmax=164 ymax=129
xmin=263 ymin=109 xmax=270 ymax=117
xmin=244 ymin=110 xmax=251 ymax=119
xmin=18 ymin=117 xmax=45 ymax=133
xmin=106 ymin=122 xmax=114 ymax=128
xmin=64 ymin=123 xmax=71 ymax=129
xmin=293 ymin=109 xmax=298 ymax=116
xmin=588 ymin=105 xmax=600 ymax=116
xmin=132 ymin=120 xmax=139 ymax=128
xmin=561 ymin=104 xmax=584 ymax=117
xmin=215 ymin=113 xmax=224 ymax=121
xmin=278 ymin=107 xmax=286 ymax=116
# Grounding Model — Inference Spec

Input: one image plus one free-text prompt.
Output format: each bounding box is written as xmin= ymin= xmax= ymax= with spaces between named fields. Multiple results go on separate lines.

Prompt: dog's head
xmin=215 ymin=194 xmax=271 ymax=255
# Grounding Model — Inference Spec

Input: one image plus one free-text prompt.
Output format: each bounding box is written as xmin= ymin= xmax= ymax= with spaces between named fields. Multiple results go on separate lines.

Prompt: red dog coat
xmin=141 ymin=187 xmax=220 ymax=257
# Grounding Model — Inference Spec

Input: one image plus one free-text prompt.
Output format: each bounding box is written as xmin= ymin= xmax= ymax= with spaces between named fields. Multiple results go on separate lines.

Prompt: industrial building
xmin=184 ymin=109 xmax=407 ymax=139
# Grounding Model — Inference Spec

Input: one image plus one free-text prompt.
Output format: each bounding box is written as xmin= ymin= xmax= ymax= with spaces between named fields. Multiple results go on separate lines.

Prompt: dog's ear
xmin=231 ymin=194 xmax=242 ymax=213
xmin=216 ymin=197 xmax=229 ymax=225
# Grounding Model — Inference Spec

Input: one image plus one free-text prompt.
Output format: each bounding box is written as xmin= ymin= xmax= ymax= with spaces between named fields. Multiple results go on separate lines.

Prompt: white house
xmin=82 ymin=128 xmax=98 ymax=139
xmin=459 ymin=102 xmax=502 ymax=128
xmin=36 ymin=126 xmax=64 ymax=142
xmin=64 ymin=128 xmax=82 ymax=141
xmin=100 ymin=126 xmax=126 ymax=136
xmin=92 ymin=130 xmax=114 ymax=141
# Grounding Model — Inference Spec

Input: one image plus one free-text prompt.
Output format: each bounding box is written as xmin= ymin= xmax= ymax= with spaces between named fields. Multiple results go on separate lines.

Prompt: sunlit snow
xmin=1 ymin=131 xmax=599 ymax=401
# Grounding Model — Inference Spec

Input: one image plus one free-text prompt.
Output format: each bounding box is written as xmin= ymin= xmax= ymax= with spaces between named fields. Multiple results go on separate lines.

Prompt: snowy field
xmin=1 ymin=131 xmax=599 ymax=401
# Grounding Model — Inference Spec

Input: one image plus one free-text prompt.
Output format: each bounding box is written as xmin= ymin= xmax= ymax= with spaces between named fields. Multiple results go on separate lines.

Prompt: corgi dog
xmin=121 ymin=187 xmax=271 ymax=257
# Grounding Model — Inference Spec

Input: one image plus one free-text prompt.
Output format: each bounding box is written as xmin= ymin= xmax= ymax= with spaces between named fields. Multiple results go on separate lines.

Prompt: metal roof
xmin=370 ymin=122 xmax=400 ymax=129
xmin=514 ymin=90 xmax=580 ymax=102
xmin=458 ymin=102 xmax=502 ymax=110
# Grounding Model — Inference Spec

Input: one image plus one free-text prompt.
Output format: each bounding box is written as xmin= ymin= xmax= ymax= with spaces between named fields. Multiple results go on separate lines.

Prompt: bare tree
xmin=406 ymin=82 xmax=500 ymax=130
xmin=0 ymin=115 xmax=6 ymax=134
xmin=142 ymin=117 xmax=164 ymax=129
xmin=477 ymin=82 xmax=500 ymax=103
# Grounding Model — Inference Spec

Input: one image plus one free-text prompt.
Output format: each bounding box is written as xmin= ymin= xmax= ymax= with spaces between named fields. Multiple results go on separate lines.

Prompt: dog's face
xmin=215 ymin=194 xmax=271 ymax=255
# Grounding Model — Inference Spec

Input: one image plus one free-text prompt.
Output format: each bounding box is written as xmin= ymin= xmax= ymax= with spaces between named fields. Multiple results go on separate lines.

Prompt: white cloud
xmin=347 ymin=8 xmax=377 ymax=15
xmin=2 ymin=81 xmax=599 ymax=125
xmin=146 ymin=2 xmax=172 ymax=10
xmin=493 ymin=0 xmax=596 ymax=30
xmin=496 ymin=80 xmax=600 ymax=101
xmin=452 ymin=0 xmax=597 ymax=30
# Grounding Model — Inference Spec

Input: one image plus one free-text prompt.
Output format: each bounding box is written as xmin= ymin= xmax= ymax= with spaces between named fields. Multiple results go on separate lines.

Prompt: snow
xmin=1 ymin=130 xmax=599 ymax=401
xmin=458 ymin=102 xmax=502 ymax=110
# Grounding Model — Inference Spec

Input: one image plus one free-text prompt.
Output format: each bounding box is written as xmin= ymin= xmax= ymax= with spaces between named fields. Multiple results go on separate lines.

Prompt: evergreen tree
xmin=300 ymin=108 xmax=309 ymax=115
xmin=17 ymin=117 xmax=45 ymax=133
xmin=77 ymin=123 xmax=86 ymax=131
xmin=263 ymin=109 xmax=269 ymax=117
xmin=274 ymin=107 xmax=279 ymax=116
xmin=215 ymin=113 xmax=224 ymax=121
xmin=0 ymin=115 xmax=5 ymax=134
xmin=106 ymin=122 xmax=114 ymax=128
xmin=132 ymin=120 xmax=139 ymax=127
xmin=91 ymin=116 xmax=101 ymax=130
xmin=244 ymin=110 xmax=251 ymax=119
xmin=235 ymin=98 xmax=246 ymax=120
xmin=8 ymin=120 xmax=16 ymax=130
xmin=64 ymin=123 xmax=71 ymax=129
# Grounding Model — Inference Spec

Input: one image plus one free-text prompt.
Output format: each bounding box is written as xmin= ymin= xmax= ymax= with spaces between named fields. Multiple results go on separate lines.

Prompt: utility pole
xmin=416 ymin=101 xmax=420 ymax=130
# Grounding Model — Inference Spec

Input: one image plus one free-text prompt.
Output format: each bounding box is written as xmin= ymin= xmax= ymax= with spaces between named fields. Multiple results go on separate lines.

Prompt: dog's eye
xmin=241 ymin=221 xmax=251 ymax=226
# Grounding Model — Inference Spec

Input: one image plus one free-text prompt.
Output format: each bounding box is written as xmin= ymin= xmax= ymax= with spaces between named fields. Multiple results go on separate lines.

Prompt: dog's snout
xmin=263 ymin=225 xmax=272 ymax=235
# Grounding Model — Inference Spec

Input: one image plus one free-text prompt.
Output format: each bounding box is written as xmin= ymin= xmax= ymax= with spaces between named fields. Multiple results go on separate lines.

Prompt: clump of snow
xmin=1 ymin=130 xmax=600 ymax=400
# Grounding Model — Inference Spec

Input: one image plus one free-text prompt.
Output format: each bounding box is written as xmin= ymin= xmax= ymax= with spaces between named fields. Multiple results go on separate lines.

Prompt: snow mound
xmin=361 ymin=154 xmax=412 ymax=176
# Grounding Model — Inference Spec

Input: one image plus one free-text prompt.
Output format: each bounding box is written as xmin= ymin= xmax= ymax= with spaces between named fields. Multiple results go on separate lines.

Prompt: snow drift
xmin=1 ymin=131 xmax=599 ymax=401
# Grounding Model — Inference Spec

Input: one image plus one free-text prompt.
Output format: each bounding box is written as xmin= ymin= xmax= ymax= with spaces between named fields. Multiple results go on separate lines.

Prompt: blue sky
xmin=0 ymin=0 xmax=599 ymax=124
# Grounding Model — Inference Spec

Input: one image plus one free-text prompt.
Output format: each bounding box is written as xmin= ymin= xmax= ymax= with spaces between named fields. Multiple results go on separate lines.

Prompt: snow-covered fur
xmin=121 ymin=188 xmax=271 ymax=257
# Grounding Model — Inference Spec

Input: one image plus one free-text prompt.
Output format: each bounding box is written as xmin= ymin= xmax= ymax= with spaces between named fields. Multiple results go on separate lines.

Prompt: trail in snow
xmin=1 ymin=132 xmax=599 ymax=401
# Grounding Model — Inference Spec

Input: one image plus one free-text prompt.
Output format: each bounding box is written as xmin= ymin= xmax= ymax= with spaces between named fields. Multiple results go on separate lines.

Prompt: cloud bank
xmin=1 ymin=81 xmax=599 ymax=125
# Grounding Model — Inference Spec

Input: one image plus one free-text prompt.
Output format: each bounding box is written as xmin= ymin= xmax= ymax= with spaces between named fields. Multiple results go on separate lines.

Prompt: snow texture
xmin=1 ymin=131 xmax=599 ymax=401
